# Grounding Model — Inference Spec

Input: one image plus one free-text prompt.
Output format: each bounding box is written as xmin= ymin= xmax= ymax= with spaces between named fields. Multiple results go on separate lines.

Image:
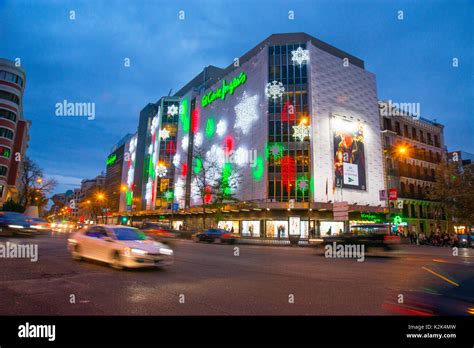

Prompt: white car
xmin=67 ymin=225 xmax=174 ymax=270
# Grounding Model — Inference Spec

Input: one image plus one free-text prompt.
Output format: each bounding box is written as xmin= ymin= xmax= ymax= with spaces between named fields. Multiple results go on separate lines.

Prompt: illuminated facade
xmin=123 ymin=33 xmax=388 ymax=237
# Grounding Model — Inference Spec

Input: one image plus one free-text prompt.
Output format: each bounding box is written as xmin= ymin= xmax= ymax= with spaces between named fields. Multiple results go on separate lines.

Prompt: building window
xmin=0 ymin=108 xmax=17 ymax=122
xmin=0 ymin=127 xmax=14 ymax=140
xmin=0 ymin=165 xmax=7 ymax=177
xmin=0 ymin=90 xmax=20 ymax=104
xmin=0 ymin=70 xmax=23 ymax=87
xmin=0 ymin=146 xmax=11 ymax=158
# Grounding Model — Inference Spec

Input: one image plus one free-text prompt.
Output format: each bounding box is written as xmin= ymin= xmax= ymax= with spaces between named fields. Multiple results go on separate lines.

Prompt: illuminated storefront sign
xmin=360 ymin=212 xmax=385 ymax=222
xmin=106 ymin=153 xmax=117 ymax=166
xmin=201 ymin=72 xmax=247 ymax=108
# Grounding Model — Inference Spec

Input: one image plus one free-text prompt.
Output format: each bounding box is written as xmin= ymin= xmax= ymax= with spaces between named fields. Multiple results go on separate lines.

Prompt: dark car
xmin=323 ymin=224 xmax=400 ymax=250
xmin=458 ymin=234 xmax=471 ymax=248
xmin=138 ymin=222 xmax=176 ymax=243
xmin=193 ymin=228 xmax=238 ymax=244
xmin=0 ymin=212 xmax=37 ymax=236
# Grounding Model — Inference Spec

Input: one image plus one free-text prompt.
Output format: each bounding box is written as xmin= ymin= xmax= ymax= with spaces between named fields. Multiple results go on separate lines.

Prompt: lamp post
xmin=384 ymin=145 xmax=408 ymax=234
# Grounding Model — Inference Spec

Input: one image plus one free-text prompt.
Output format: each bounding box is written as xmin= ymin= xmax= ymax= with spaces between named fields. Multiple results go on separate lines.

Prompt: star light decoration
xmin=297 ymin=176 xmax=309 ymax=192
xmin=291 ymin=46 xmax=310 ymax=65
xmin=156 ymin=165 xmax=167 ymax=178
xmin=163 ymin=190 xmax=174 ymax=201
xmin=268 ymin=143 xmax=285 ymax=159
xmin=216 ymin=119 xmax=227 ymax=137
xmin=265 ymin=80 xmax=285 ymax=100
xmin=167 ymin=104 xmax=178 ymax=116
xmin=292 ymin=122 xmax=311 ymax=141
xmin=159 ymin=128 xmax=170 ymax=140
xmin=234 ymin=92 xmax=259 ymax=135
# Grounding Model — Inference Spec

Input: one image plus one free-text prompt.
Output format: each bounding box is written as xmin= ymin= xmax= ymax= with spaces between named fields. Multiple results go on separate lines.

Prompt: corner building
xmin=162 ymin=33 xmax=386 ymax=237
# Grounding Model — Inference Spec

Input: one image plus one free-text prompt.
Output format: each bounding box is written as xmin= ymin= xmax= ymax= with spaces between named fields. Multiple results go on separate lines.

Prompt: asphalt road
xmin=0 ymin=233 xmax=472 ymax=315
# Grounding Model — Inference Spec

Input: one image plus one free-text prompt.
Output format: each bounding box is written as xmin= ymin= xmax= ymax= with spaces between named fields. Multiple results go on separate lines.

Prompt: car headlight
xmin=159 ymin=248 xmax=173 ymax=256
xmin=131 ymin=248 xmax=147 ymax=255
xmin=8 ymin=225 xmax=24 ymax=229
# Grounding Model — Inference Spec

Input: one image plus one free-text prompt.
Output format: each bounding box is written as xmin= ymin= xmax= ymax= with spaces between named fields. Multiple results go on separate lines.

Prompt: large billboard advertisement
xmin=333 ymin=119 xmax=366 ymax=190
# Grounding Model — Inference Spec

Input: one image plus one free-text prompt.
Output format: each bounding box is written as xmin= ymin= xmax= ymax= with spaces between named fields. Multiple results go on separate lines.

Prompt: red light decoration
xmin=181 ymin=163 xmax=188 ymax=177
xmin=191 ymin=109 xmax=200 ymax=134
xmin=224 ymin=135 xmax=234 ymax=155
xmin=281 ymin=101 xmax=295 ymax=122
xmin=281 ymin=155 xmax=296 ymax=192
xmin=204 ymin=186 xmax=212 ymax=204
xmin=167 ymin=140 xmax=176 ymax=155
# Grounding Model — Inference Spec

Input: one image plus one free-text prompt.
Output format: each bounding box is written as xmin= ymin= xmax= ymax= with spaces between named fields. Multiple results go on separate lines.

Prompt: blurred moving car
xmin=51 ymin=221 xmax=76 ymax=233
xmin=138 ymin=221 xmax=176 ymax=243
xmin=193 ymin=228 xmax=238 ymax=244
xmin=67 ymin=225 xmax=174 ymax=269
xmin=0 ymin=212 xmax=37 ymax=236
xmin=323 ymin=224 xmax=400 ymax=250
xmin=27 ymin=217 xmax=51 ymax=234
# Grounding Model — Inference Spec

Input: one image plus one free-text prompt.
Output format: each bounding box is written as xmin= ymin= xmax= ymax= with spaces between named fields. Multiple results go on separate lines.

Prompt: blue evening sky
xmin=1 ymin=0 xmax=473 ymax=194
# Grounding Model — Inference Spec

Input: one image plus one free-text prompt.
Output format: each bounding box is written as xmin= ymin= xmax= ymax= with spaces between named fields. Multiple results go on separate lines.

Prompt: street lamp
xmin=384 ymin=144 xmax=409 ymax=233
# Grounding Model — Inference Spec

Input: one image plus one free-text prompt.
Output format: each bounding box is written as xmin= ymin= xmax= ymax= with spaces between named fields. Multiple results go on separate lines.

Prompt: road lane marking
xmin=421 ymin=266 xmax=459 ymax=287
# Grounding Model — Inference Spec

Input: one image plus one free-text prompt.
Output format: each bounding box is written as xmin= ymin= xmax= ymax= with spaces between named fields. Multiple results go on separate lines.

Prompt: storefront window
xmin=320 ymin=221 xmax=344 ymax=236
xmin=266 ymin=220 xmax=288 ymax=238
xmin=241 ymin=221 xmax=260 ymax=237
xmin=218 ymin=220 xmax=239 ymax=234
xmin=172 ymin=220 xmax=184 ymax=230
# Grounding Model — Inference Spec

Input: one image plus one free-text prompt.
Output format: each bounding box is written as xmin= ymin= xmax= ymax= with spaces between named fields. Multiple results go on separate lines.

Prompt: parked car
xmin=458 ymin=234 xmax=471 ymax=248
xmin=323 ymin=224 xmax=400 ymax=250
xmin=26 ymin=217 xmax=52 ymax=234
xmin=67 ymin=225 xmax=174 ymax=270
xmin=193 ymin=228 xmax=238 ymax=244
xmin=0 ymin=212 xmax=37 ymax=236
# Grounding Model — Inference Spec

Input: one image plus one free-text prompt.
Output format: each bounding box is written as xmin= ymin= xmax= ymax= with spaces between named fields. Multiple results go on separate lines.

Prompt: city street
xmin=1 ymin=233 xmax=472 ymax=315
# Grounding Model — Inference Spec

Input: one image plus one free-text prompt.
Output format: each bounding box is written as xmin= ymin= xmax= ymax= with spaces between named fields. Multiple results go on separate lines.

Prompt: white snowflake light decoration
xmin=233 ymin=147 xmax=248 ymax=167
xmin=291 ymin=46 xmax=310 ymax=65
xmin=234 ymin=92 xmax=259 ymax=135
xmin=172 ymin=154 xmax=180 ymax=167
xmin=194 ymin=132 xmax=203 ymax=147
xmin=265 ymin=80 xmax=285 ymax=100
xmin=167 ymin=104 xmax=178 ymax=116
xmin=159 ymin=128 xmax=170 ymax=140
xmin=181 ymin=135 xmax=189 ymax=151
xmin=156 ymin=165 xmax=167 ymax=178
xmin=216 ymin=119 xmax=227 ymax=137
xmin=292 ymin=122 xmax=310 ymax=141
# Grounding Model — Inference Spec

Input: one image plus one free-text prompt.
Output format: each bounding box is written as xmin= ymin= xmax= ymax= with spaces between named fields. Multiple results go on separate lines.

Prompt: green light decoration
xmin=148 ymin=156 xmax=154 ymax=178
xmin=180 ymin=98 xmax=190 ymax=133
xmin=310 ymin=177 xmax=314 ymax=195
xmin=393 ymin=215 xmax=403 ymax=225
xmin=205 ymin=117 xmax=216 ymax=139
xmin=194 ymin=156 xmax=203 ymax=174
xmin=106 ymin=153 xmax=117 ymax=166
xmin=265 ymin=142 xmax=285 ymax=159
xmin=221 ymin=163 xmax=233 ymax=196
xmin=252 ymin=155 xmax=264 ymax=181
xmin=126 ymin=191 xmax=133 ymax=206
xmin=297 ymin=175 xmax=309 ymax=192
xmin=201 ymin=72 xmax=247 ymax=108
xmin=163 ymin=191 xmax=174 ymax=201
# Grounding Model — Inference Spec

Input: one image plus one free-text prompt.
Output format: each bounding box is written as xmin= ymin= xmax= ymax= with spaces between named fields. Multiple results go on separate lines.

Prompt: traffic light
xmin=121 ymin=216 xmax=129 ymax=224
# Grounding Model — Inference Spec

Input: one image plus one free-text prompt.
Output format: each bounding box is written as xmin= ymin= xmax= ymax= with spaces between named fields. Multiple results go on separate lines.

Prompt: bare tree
xmin=18 ymin=157 xmax=57 ymax=210
xmin=190 ymin=145 xmax=242 ymax=229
